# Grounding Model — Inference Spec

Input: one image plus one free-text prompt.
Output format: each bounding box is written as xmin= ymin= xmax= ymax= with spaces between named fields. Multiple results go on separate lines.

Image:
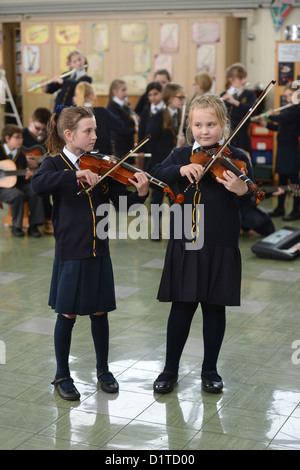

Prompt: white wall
xmin=245 ymin=7 xmax=300 ymax=108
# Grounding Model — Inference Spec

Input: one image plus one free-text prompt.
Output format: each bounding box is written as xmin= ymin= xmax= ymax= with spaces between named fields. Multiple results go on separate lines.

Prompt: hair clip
xmin=54 ymin=104 xmax=77 ymax=114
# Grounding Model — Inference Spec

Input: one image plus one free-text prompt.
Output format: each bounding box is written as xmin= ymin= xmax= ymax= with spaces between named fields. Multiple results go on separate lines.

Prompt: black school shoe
xmin=153 ymin=371 xmax=178 ymax=394
xmin=51 ymin=377 xmax=80 ymax=401
xmin=28 ymin=225 xmax=42 ymax=237
xmin=97 ymin=371 xmax=119 ymax=393
xmin=268 ymin=208 xmax=285 ymax=217
xmin=283 ymin=211 xmax=300 ymax=221
xmin=201 ymin=371 xmax=223 ymax=394
xmin=11 ymin=227 xmax=24 ymax=237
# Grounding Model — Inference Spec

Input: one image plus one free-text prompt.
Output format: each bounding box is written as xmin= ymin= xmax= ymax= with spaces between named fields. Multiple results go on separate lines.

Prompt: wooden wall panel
xmin=16 ymin=13 xmax=241 ymax=124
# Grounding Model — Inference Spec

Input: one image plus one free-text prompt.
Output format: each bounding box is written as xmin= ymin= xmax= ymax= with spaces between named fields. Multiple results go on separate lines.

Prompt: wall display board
xmin=1 ymin=13 xmax=241 ymax=124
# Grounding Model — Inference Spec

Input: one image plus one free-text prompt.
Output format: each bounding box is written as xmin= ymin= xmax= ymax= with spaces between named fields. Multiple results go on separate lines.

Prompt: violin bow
xmin=185 ymin=79 xmax=276 ymax=192
xmin=77 ymin=134 xmax=151 ymax=195
xmin=176 ymin=101 xmax=186 ymax=148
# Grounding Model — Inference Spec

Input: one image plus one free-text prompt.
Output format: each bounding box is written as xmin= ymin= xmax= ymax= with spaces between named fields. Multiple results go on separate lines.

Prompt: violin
xmin=188 ymin=146 xmax=265 ymax=201
xmin=78 ymin=151 xmax=184 ymax=204
xmin=184 ymin=80 xmax=276 ymax=201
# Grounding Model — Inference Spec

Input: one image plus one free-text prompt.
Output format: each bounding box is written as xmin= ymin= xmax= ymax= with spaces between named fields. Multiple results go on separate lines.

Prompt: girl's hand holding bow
xmin=76 ymin=169 xmax=99 ymax=188
xmin=180 ymin=163 xmax=204 ymax=185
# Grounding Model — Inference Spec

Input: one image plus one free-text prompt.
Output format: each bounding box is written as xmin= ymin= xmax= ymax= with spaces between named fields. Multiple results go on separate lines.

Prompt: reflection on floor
xmin=0 ymin=193 xmax=300 ymax=450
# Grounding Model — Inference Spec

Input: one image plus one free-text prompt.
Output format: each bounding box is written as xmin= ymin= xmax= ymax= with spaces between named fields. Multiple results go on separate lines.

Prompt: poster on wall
xmin=133 ymin=44 xmax=151 ymax=73
xmin=160 ymin=23 xmax=179 ymax=53
xmin=154 ymin=54 xmax=173 ymax=77
xmin=121 ymin=74 xmax=148 ymax=94
xmin=60 ymin=46 xmax=77 ymax=72
xmin=27 ymin=76 xmax=49 ymax=94
xmin=86 ymin=52 xmax=104 ymax=82
xmin=278 ymin=62 xmax=294 ymax=86
xmin=92 ymin=24 xmax=109 ymax=52
xmin=23 ymin=45 xmax=40 ymax=73
xmin=192 ymin=22 xmax=220 ymax=43
xmin=196 ymin=44 xmax=216 ymax=75
xmin=278 ymin=42 xmax=300 ymax=62
xmin=121 ymin=23 xmax=148 ymax=42
xmin=24 ymin=25 xmax=49 ymax=44
xmin=55 ymin=25 xmax=81 ymax=45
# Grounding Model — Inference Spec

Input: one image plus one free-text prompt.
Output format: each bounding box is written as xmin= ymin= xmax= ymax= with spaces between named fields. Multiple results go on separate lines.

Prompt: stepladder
xmin=0 ymin=69 xmax=23 ymax=128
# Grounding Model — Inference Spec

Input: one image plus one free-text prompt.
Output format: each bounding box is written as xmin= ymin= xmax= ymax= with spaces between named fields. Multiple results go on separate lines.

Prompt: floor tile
xmin=12 ymin=317 xmax=55 ymax=335
xmin=1 ymin=197 xmax=300 ymax=450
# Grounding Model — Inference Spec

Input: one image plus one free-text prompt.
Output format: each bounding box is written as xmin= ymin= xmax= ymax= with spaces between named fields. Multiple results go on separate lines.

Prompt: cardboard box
xmin=252 ymin=150 xmax=273 ymax=165
xmin=251 ymin=136 xmax=273 ymax=150
xmin=253 ymin=164 xmax=273 ymax=181
xmin=250 ymin=122 xmax=273 ymax=136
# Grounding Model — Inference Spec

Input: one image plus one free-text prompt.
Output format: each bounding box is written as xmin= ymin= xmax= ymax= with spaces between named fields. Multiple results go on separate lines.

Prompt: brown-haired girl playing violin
xmin=151 ymin=94 xmax=256 ymax=394
xmin=32 ymin=105 xmax=149 ymax=401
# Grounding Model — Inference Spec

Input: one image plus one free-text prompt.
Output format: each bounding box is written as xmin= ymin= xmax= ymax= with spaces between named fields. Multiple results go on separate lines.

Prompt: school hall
xmin=1 ymin=0 xmax=300 ymax=451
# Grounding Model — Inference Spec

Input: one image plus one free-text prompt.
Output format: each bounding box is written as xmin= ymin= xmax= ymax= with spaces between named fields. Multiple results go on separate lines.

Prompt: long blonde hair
xmin=186 ymin=94 xmax=230 ymax=145
xmin=74 ymin=82 xmax=95 ymax=106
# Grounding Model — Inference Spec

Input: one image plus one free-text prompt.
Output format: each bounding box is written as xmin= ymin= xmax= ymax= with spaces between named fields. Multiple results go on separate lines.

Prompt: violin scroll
xmin=163 ymin=186 xmax=184 ymax=204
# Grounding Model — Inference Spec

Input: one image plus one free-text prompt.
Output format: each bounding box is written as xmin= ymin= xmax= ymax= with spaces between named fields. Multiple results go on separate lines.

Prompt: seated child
xmin=0 ymin=124 xmax=44 ymax=237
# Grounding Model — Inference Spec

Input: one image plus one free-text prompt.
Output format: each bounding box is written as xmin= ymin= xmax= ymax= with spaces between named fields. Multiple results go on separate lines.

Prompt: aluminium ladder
xmin=0 ymin=69 xmax=23 ymax=128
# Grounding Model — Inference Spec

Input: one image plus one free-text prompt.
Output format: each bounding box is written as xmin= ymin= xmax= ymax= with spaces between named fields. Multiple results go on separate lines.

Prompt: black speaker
xmin=251 ymin=226 xmax=300 ymax=260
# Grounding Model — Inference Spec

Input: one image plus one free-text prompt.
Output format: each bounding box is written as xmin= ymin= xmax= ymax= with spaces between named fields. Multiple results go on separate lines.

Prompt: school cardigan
xmin=32 ymin=152 xmax=148 ymax=260
xmin=106 ymin=101 xmax=136 ymax=158
xmin=144 ymin=110 xmax=177 ymax=172
xmin=22 ymin=127 xmax=47 ymax=153
xmin=221 ymin=89 xmax=256 ymax=154
xmin=266 ymin=104 xmax=300 ymax=174
xmin=151 ymin=145 xmax=256 ymax=248
xmin=93 ymin=106 xmax=123 ymax=155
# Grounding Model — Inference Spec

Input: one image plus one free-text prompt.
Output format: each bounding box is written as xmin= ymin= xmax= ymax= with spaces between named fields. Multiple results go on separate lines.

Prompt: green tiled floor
xmin=1 ymin=193 xmax=300 ymax=450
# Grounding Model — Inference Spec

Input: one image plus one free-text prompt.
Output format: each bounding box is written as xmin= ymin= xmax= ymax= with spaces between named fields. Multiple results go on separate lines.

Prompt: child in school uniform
xmin=137 ymin=81 xmax=164 ymax=170
xmin=31 ymin=105 xmax=149 ymax=401
xmin=146 ymin=82 xmax=186 ymax=172
xmin=145 ymin=82 xmax=186 ymax=238
xmin=73 ymin=81 xmax=123 ymax=155
xmin=260 ymin=82 xmax=300 ymax=220
xmin=22 ymin=107 xmax=51 ymax=164
xmin=220 ymin=63 xmax=256 ymax=155
xmin=151 ymin=94 xmax=256 ymax=394
xmin=107 ymin=79 xmax=137 ymax=161
xmin=135 ymin=68 xmax=171 ymax=117
xmin=0 ymin=124 xmax=45 ymax=237
xmin=22 ymin=107 xmax=53 ymax=232
xmin=43 ymin=49 xmax=92 ymax=110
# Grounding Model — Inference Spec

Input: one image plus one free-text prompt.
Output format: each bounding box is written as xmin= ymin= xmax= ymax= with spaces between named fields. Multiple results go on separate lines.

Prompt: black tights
xmin=163 ymin=301 xmax=226 ymax=375
xmin=54 ymin=312 xmax=109 ymax=380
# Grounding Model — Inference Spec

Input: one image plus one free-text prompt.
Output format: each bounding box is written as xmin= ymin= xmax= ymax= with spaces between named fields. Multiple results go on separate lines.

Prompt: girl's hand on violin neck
xmin=76 ymin=169 xmax=99 ymax=187
xmin=128 ymin=171 xmax=150 ymax=197
xmin=180 ymin=163 xmax=204 ymax=184
xmin=216 ymin=170 xmax=248 ymax=196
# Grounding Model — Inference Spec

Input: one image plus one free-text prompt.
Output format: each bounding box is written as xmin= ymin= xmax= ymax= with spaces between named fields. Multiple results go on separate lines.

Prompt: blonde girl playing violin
xmin=151 ymin=94 xmax=256 ymax=394
xmin=32 ymin=105 xmax=149 ymax=401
